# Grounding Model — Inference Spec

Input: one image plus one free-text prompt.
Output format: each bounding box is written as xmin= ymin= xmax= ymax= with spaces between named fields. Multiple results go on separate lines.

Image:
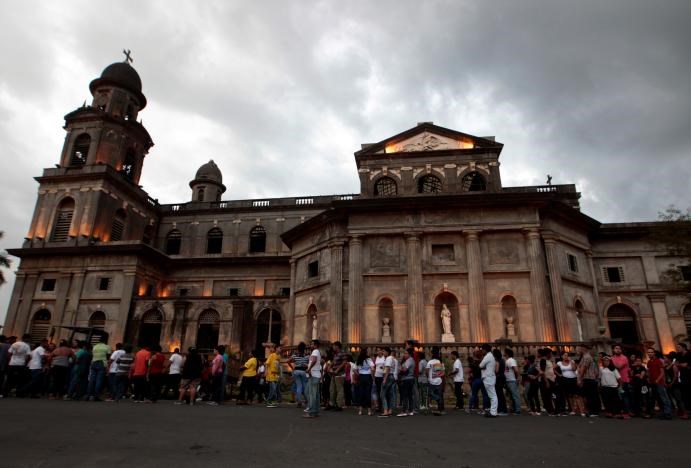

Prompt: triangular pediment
xmin=355 ymin=123 xmax=502 ymax=156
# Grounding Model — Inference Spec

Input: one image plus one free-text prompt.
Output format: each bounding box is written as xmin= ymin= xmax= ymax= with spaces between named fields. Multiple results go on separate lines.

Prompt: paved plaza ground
xmin=0 ymin=399 xmax=687 ymax=468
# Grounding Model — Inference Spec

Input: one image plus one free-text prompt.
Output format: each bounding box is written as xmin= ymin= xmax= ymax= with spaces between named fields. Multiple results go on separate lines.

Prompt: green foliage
xmin=0 ymin=231 xmax=12 ymax=285
xmin=652 ymin=207 xmax=691 ymax=291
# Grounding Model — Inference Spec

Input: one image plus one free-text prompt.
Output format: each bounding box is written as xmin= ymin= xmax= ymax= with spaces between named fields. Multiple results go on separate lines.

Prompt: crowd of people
xmin=1 ymin=332 xmax=689 ymax=422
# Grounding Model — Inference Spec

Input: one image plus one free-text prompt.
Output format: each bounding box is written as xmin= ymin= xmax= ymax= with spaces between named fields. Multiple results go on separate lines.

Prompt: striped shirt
xmin=116 ymin=353 xmax=134 ymax=375
xmin=291 ymin=353 xmax=309 ymax=370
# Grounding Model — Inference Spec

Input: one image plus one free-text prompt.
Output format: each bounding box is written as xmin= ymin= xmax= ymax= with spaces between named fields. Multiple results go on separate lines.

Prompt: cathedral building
xmin=4 ymin=60 xmax=690 ymax=355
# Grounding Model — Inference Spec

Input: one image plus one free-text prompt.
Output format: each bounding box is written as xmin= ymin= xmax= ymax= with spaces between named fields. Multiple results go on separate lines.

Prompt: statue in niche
xmin=382 ymin=317 xmax=392 ymax=343
xmin=506 ymin=316 xmax=516 ymax=337
xmin=311 ymin=314 xmax=318 ymax=340
xmin=441 ymin=304 xmax=452 ymax=335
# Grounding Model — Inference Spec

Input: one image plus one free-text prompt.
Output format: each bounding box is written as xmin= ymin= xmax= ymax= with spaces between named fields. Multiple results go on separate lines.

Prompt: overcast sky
xmin=1 ymin=0 xmax=690 ymax=322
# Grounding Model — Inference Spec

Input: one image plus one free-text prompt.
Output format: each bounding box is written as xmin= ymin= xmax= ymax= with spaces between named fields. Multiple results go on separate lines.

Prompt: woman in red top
xmin=148 ymin=345 xmax=166 ymax=402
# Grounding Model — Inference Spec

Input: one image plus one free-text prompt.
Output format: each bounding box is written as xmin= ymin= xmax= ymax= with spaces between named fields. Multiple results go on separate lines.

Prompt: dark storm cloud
xmin=1 ymin=0 xmax=690 ymax=316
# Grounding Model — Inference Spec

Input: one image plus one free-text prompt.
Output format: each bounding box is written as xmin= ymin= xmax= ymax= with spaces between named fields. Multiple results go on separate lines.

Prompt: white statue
xmin=506 ymin=316 xmax=516 ymax=337
xmin=382 ymin=317 xmax=391 ymax=338
xmin=311 ymin=314 xmax=318 ymax=340
xmin=441 ymin=304 xmax=452 ymax=335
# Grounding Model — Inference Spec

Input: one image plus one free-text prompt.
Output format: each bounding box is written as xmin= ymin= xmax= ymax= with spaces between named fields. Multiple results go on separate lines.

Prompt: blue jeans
xmin=107 ymin=373 xmax=118 ymax=398
xmin=68 ymin=368 xmax=87 ymax=398
xmin=505 ymin=380 xmax=522 ymax=414
xmin=115 ymin=374 xmax=129 ymax=401
xmin=267 ymin=381 xmax=279 ymax=403
xmin=469 ymin=378 xmax=489 ymax=409
xmin=293 ymin=370 xmax=307 ymax=404
xmin=648 ymin=383 xmax=672 ymax=417
xmin=306 ymin=376 xmax=320 ymax=416
xmin=87 ymin=361 xmax=106 ymax=398
xmin=380 ymin=378 xmax=395 ymax=411
xmin=428 ymin=383 xmax=444 ymax=411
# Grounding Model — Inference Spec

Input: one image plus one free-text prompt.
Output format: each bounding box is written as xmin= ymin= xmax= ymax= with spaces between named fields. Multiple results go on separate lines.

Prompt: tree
xmin=651 ymin=207 xmax=691 ymax=292
xmin=0 ymin=231 xmax=11 ymax=285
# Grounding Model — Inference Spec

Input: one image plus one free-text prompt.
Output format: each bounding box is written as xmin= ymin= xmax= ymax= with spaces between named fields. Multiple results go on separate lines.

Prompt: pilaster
xmin=523 ymin=228 xmax=554 ymax=341
xmin=347 ymin=235 xmax=363 ymax=343
xmin=405 ymin=233 xmax=424 ymax=341
xmin=464 ymin=230 xmax=487 ymax=341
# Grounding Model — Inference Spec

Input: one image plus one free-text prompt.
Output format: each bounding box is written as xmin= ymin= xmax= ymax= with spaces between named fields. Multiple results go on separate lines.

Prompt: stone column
xmin=15 ymin=274 xmax=39 ymax=336
xmin=585 ymin=250 xmax=602 ymax=329
xmin=65 ymin=273 xmax=86 ymax=329
xmin=287 ymin=259 xmax=297 ymax=344
xmin=330 ymin=241 xmax=344 ymax=342
xmin=523 ymin=228 xmax=554 ymax=341
xmin=543 ymin=234 xmax=571 ymax=341
xmin=464 ymin=230 xmax=487 ymax=342
xmin=3 ymin=273 xmax=26 ymax=334
xmin=113 ymin=271 xmax=137 ymax=344
xmin=232 ymin=219 xmax=242 ymax=255
xmin=53 ymin=272 xmax=73 ymax=332
xmin=648 ymin=295 xmax=675 ymax=353
xmin=347 ymin=235 xmax=362 ymax=343
xmin=405 ymin=233 xmax=424 ymax=341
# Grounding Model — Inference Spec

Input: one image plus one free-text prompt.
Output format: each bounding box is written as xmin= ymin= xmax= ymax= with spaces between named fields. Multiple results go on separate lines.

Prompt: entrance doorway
xmin=255 ymin=308 xmax=282 ymax=352
xmin=138 ymin=309 xmax=163 ymax=348
xmin=607 ymin=304 xmax=640 ymax=354
xmin=196 ymin=309 xmax=220 ymax=351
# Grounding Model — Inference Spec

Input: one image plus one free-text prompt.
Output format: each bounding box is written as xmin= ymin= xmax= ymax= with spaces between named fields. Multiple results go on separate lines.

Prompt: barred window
xmin=249 ymin=226 xmax=266 ymax=253
xmin=418 ymin=175 xmax=442 ymax=193
xmin=461 ymin=171 xmax=486 ymax=192
xmin=374 ymin=177 xmax=397 ymax=196
xmin=50 ymin=198 xmax=75 ymax=242
xmin=166 ymin=229 xmax=182 ymax=255
xmin=207 ymin=228 xmax=223 ymax=254
xmin=70 ymin=133 xmax=90 ymax=166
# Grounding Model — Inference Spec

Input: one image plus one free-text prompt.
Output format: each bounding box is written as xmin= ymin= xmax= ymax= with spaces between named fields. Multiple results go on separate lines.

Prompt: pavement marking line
xmin=358 ymin=459 xmax=415 ymax=468
xmin=280 ymin=423 xmax=295 ymax=446
xmin=361 ymin=446 xmax=396 ymax=457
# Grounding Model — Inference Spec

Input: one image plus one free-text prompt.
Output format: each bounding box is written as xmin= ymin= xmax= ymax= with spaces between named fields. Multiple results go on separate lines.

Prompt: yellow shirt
xmin=265 ymin=352 xmax=280 ymax=382
xmin=242 ymin=357 xmax=258 ymax=377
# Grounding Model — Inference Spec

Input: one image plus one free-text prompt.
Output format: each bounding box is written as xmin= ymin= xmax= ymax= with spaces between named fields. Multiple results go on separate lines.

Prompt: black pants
xmin=344 ymin=380 xmax=353 ymax=406
xmin=212 ymin=374 xmax=224 ymax=403
xmin=50 ymin=366 xmax=70 ymax=396
xmin=5 ymin=365 xmax=28 ymax=397
xmin=454 ymin=382 xmax=465 ymax=409
xmin=375 ymin=376 xmax=383 ymax=410
xmin=527 ymin=381 xmax=541 ymax=412
xmin=149 ymin=374 xmax=163 ymax=401
xmin=168 ymin=374 xmax=182 ymax=399
xmin=540 ymin=379 xmax=555 ymax=414
xmin=601 ymin=386 xmax=621 ymax=415
xmin=239 ymin=375 xmax=256 ymax=402
xmin=133 ymin=376 xmax=148 ymax=401
xmin=496 ymin=378 xmax=507 ymax=413
xmin=400 ymin=379 xmax=415 ymax=413
xmin=582 ymin=379 xmax=601 ymax=415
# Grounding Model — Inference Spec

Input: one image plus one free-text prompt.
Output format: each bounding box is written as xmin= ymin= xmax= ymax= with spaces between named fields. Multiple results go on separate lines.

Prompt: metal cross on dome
xmin=123 ymin=49 xmax=133 ymax=64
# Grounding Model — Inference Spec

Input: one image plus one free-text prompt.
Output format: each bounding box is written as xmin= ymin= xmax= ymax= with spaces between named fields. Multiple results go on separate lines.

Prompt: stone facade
xmin=4 ymin=62 xmax=690 ymax=354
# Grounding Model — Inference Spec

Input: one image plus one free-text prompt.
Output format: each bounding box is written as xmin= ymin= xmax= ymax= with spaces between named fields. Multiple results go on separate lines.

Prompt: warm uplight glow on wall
xmin=138 ymin=283 xmax=147 ymax=296
xmin=385 ymin=144 xmax=397 ymax=154
xmin=168 ymin=342 xmax=180 ymax=353
xmin=254 ymin=284 xmax=265 ymax=296
xmin=459 ymin=140 xmax=474 ymax=149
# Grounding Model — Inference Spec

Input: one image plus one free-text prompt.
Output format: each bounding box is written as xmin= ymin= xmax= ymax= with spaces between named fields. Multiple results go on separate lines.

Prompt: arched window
xmin=434 ymin=292 xmax=459 ymax=339
xmin=683 ymin=303 xmax=691 ymax=339
xmin=207 ymin=228 xmax=223 ymax=254
xmin=88 ymin=311 xmax=106 ymax=345
xmin=196 ymin=309 xmax=220 ymax=351
xmin=461 ymin=171 xmax=486 ymax=192
xmin=166 ymin=229 xmax=182 ymax=255
xmin=249 ymin=226 xmax=266 ymax=253
xmin=306 ymin=304 xmax=318 ymax=340
xmin=110 ymin=209 xmax=126 ymax=242
xmin=29 ymin=309 xmax=51 ymax=343
xmin=70 ymin=133 xmax=90 ymax=166
xmin=197 ymin=187 xmax=205 ymax=202
xmin=256 ymin=308 xmax=281 ymax=351
xmin=374 ymin=177 xmax=397 ymax=197
xmin=122 ymin=150 xmax=136 ymax=180
xmin=501 ymin=295 xmax=518 ymax=337
xmin=418 ymin=175 xmax=442 ymax=194
xmin=138 ymin=309 xmax=163 ymax=348
xmin=50 ymin=198 xmax=75 ymax=242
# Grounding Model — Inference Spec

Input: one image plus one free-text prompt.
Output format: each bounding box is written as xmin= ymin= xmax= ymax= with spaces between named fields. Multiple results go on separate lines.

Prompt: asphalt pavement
xmin=0 ymin=399 xmax=687 ymax=468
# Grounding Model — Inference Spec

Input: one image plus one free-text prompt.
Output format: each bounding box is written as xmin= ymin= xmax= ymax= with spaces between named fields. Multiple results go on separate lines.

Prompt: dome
xmin=89 ymin=61 xmax=146 ymax=108
xmin=194 ymin=160 xmax=223 ymax=184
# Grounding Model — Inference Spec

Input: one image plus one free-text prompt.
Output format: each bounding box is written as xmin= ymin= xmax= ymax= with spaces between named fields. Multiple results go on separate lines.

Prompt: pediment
xmin=355 ymin=123 xmax=502 ymax=157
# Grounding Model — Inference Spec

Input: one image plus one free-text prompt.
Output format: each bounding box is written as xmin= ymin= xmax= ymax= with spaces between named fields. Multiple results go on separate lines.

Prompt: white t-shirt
xmin=504 ymin=357 xmax=518 ymax=382
xmin=558 ymin=360 xmax=577 ymax=379
xmin=358 ymin=358 xmax=374 ymax=375
xmin=109 ymin=349 xmax=125 ymax=373
xmin=9 ymin=341 xmax=31 ymax=366
xmin=28 ymin=346 xmax=46 ymax=370
xmin=426 ymin=358 xmax=445 ymax=386
xmin=600 ymin=368 xmax=621 ymax=388
xmin=169 ymin=353 xmax=183 ymax=375
xmin=309 ymin=349 xmax=322 ymax=378
xmin=452 ymin=358 xmax=464 ymax=383
xmin=479 ymin=352 xmax=496 ymax=384
xmin=374 ymin=356 xmax=386 ymax=378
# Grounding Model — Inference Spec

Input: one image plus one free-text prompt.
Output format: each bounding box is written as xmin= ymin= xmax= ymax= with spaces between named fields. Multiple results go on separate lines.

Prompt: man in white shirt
xmin=168 ymin=348 xmax=183 ymax=399
xmin=304 ymin=339 xmax=322 ymax=418
xmin=106 ymin=343 xmax=125 ymax=401
xmin=425 ymin=347 xmax=445 ymax=415
xmin=21 ymin=339 xmax=47 ymax=398
xmin=451 ymin=351 xmax=465 ymax=410
xmin=7 ymin=334 xmax=31 ymax=397
xmin=479 ymin=344 xmax=498 ymax=417
xmin=503 ymin=348 xmax=521 ymax=415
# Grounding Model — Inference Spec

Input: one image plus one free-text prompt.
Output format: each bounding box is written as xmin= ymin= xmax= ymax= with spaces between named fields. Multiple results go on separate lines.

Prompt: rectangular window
xmin=602 ymin=266 xmax=625 ymax=283
xmin=228 ymin=288 xmax=240 ymax=297
xmin=308 ymin=261 xmax=319 ymax=278
xmin=178 ymin=288 xmax=188 ymax=297
xmin=680 ymin=266 xmax=691 ymax=282
xmin=145 ymin=284 xmax=154 ymax=296
xmin=279 ymin=287 xmax=291 ymax=296
xmin=41 ymin=278 xmax=56 ymax=292
xmin=567 ymin=253 xmax=579 ymax=273
xmin=98 ymin=277 xmax=111 ymax=291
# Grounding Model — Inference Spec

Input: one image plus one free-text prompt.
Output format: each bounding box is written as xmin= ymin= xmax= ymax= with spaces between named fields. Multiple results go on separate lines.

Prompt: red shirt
xmin=647 ymin=357 xmax=664 ymax=385
xmin=610 ymin=355 xmax=630 ymax=383
xmin=149 ymin=352 xmax=165 ymax=375
xmin=133 ymin=349 xmax=151 ymax=377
